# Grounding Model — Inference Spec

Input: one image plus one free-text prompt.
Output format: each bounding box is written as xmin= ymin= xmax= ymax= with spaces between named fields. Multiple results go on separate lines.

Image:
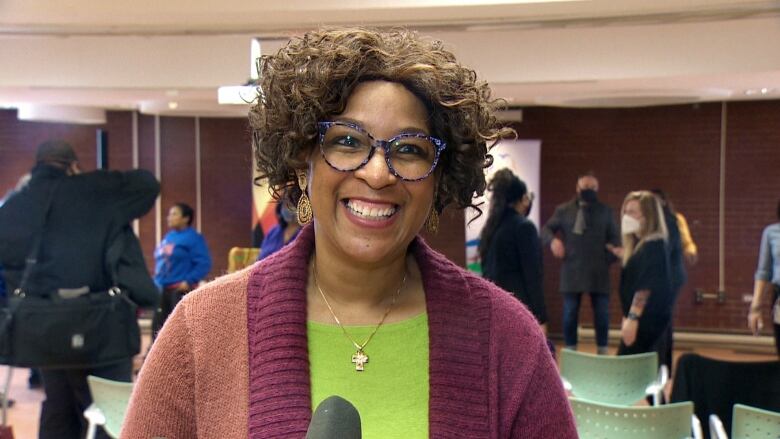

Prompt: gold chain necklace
xmin=313 ymin=264 xmax=406 ymax=372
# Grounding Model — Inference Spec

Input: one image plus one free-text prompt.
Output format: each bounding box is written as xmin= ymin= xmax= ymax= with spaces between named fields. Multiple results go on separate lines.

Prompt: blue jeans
xmin=563 ymin=292 xmax=610 ymax=348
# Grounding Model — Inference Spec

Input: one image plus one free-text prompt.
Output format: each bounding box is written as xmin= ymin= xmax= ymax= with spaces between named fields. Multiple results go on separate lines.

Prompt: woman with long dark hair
xmin=479 ymin=168 xmax=547 ymax=331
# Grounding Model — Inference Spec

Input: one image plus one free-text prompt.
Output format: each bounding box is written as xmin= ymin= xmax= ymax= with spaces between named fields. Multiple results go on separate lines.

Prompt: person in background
xmin=0 ymin=140 xmax=158 ymax=439
xmin=1 ymin=174 xmax=42 ymax=391
xmin=124 ymin=27 xmax=577 ymax=438
xmin=257 ymin=201 xmax=301 ymax=260
xmin=251 ymin=223 xmax=264 ymax=248
xmin=151 ymin=202 xmax=211 ymax=339
xmin=650 ymin=188 xmax=694 ymax=372
xmin=749 ymin=199 xmax=780 ymax=358
xmin=617 ymin=190 xmax=673 ymax=357
xmin=480 ymin=168 xmax=547 ymax=332
xmin=0 ymin=264 xmax=13 ymax=405
xmin=677 ymin=212 xmax=698 ymax=266
xmin=542 ymin=173 xmax=621 ymax=354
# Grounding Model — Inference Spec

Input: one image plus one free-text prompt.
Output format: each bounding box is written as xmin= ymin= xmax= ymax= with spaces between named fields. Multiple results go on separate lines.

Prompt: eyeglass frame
xmin=316 ymin=120 xmax=447 ymax=182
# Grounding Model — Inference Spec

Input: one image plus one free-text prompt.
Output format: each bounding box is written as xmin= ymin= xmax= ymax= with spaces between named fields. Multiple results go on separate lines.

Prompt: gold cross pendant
xmin=351 ymin=349 xmax=368 ymax=371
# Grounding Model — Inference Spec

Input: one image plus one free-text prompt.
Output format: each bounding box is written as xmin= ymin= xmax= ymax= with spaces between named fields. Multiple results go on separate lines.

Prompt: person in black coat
xmin=617 ymin=190 xmax=674 ymax=356
xmin=650 ymin=189 xmax=687 ymax=372
xmin=541 ymin=173 xmax=621 ymax=354
xmin=480 ymin=169 xmax=547 ymax=330
xmin=0 ymin=140 xmax=159 ymax=439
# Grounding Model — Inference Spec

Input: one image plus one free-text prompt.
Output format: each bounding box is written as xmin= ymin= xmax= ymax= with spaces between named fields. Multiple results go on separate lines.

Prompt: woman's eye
xmin=334 ymin=136 xmax=362 ymax=148
xmin=392 ymin=141 xmax=432 ymax=159
xmin=396 ymin=144 xmax=423 ymax=155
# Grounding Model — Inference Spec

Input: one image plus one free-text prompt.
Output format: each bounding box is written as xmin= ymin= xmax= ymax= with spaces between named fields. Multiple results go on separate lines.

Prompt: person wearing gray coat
xmin=542 ymin=174 xmax=621 ymax=354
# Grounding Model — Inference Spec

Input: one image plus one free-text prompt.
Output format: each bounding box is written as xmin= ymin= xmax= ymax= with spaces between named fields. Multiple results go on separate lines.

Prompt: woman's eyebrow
xmin=330 ymin=117 xmax=429 ymax=136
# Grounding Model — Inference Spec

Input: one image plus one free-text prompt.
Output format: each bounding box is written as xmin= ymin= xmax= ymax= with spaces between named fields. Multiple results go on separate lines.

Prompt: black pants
xmin=150 ymin=287 xmax=190 ymax=342
xmin=774 ymin=285 xmax=780 ymax=358
xmin=39 ymin=360 xmax=132 ymax=439
xmin=657 ymin=324 xmax=674 ymax=373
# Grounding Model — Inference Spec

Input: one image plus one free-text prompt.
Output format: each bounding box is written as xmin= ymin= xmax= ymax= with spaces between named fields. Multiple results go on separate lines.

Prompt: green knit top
xmin=308 ymin=313 xmax=429 ymax=438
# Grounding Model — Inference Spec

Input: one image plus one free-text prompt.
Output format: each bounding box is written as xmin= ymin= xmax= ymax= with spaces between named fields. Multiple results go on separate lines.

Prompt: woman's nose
xmin=353 ymin=147 xmax=398 ymax=188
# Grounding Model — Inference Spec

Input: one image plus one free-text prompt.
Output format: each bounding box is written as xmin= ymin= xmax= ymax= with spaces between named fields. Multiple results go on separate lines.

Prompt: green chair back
xmin=731 ymin=404 xmax=780 ymax=439
xmin=87 ymin=375 xmax=134 ymax=438
xmin=570 ymin=397 xmax=695 ymax=439
xmin=560 ymin=349 xmax=658 ymax=406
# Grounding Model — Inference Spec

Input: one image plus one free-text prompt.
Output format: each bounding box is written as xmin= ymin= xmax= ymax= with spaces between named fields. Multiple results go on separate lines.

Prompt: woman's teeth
xmin=346 ymin=200 xmax=397 ymax=219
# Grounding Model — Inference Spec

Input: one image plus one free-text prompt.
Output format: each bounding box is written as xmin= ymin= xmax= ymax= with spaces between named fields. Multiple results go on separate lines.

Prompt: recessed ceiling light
xmin=166 ymin=90 xmax=179 ymax=97
xmin=168 ymin=101 xmax=179 ymax=110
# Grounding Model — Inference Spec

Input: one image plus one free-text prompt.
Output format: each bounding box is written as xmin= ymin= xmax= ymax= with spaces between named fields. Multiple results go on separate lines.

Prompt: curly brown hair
xmin=250 ymin=27 xmax=514 ymax=213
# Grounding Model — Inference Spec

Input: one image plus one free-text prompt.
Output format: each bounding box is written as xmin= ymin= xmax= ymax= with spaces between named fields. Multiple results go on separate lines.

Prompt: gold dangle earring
xmin=425 ymin=206 xmax=439 ymax=234
xmin=296 ymin=170 xmax=313 ymax=225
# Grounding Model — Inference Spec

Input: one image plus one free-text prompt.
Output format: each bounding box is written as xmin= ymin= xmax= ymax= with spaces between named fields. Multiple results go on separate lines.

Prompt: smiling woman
xmin=123 ymin=27 xmax=577 ymax=439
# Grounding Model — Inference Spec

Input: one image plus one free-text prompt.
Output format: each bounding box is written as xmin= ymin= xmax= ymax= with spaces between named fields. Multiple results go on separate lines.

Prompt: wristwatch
xmin=627 ymin=312 xmax=640 ymax=321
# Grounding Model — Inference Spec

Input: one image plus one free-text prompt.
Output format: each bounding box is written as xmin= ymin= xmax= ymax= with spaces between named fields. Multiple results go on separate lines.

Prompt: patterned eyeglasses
xmin=317 ymin=121 xmax=446 ymax=181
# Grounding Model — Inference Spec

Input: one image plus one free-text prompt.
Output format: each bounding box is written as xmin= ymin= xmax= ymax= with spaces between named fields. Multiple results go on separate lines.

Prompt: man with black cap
xmin=0 ymin=140 xmax=160 ymax=438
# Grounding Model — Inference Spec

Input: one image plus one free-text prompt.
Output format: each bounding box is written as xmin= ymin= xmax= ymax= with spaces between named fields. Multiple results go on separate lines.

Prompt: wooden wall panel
xmin=159 ymin=117 xmax=197 ymax=233
xmin=199 ymin=117 xmax=253 ymax=277
xmin=136 ymin=114 xmax=158 ymax=273
xmin=104 ymin=111 xmax=134 ymax=171
xmin=0 ymin=109 xmax=114 ymax=194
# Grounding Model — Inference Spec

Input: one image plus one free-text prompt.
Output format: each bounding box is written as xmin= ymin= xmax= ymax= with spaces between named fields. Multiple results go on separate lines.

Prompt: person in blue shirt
xmin=257 ymin=202 xmax=301 ymax=261
xmin=151 ymin=202 xmax=212 ymax=339
xmin=749 ymin=199 xmax=780 ymax=358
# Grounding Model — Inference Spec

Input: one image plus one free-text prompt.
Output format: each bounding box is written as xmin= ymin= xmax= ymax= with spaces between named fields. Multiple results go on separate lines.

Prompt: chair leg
xmin=86 ymin=421 xmax=97 ymax=439
xmin=691 ymin=414 xmax=704 ymax=439
xmin=83 ymin=405 xmax=106 ymax=439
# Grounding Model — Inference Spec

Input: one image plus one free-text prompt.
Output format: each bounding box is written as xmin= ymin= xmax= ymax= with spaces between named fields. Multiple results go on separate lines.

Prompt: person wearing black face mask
xmin=542 ymin=173 xmax=622 ymax=355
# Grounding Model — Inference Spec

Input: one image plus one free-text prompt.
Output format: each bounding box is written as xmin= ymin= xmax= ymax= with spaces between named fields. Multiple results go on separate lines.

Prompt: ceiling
xmin=1 ymin=0 xmax=780 ymax=119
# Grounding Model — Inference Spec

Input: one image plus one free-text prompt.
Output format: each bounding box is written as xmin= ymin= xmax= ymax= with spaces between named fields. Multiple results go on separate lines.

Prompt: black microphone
xmin=305 ymin=395 xmax=362 ymax=439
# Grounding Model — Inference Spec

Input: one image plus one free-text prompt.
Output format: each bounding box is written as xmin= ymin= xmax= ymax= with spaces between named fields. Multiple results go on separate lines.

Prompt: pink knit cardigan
xmin=122 ymin=225 xmax=576 ymax=438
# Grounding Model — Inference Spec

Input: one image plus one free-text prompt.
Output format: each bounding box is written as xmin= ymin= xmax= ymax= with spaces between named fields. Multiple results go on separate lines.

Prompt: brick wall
xmin=515 ymin=101 xmax=780 ymax=335
xmin=3 ymin=100 xmax=779 ymax=335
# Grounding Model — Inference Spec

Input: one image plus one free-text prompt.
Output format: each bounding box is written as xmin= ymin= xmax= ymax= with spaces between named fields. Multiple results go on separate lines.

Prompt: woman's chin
xmin=341 ymin=236 xmax=410 ymax=266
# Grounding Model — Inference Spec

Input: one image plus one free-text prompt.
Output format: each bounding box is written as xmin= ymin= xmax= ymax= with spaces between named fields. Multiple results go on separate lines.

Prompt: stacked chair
xmin=569 ymin=397 xmax=699 ymax=439
xmin=561 ymin=349 xmax=702 ymax=439
xmin=709 ymin=404 xmax=780 ymax=439
xmin=560 ymin=349 xmax=668 ymax=406
xmin=83 ymin=376 xmax=135 ymax=439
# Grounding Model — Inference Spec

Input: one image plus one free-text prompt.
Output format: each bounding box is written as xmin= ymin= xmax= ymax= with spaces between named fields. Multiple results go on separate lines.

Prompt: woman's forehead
xmin=337 ymin=81 xmax=430 ymax=135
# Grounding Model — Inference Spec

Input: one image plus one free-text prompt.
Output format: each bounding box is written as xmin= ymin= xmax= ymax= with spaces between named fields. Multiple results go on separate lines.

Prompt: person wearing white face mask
xmin=617 ymin=190 xmax=675 ymax=357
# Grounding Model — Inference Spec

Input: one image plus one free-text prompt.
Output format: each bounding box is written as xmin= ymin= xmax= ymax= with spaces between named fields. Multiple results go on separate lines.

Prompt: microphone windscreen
xmin=305 ymin=395 xmax=362 ymax=439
